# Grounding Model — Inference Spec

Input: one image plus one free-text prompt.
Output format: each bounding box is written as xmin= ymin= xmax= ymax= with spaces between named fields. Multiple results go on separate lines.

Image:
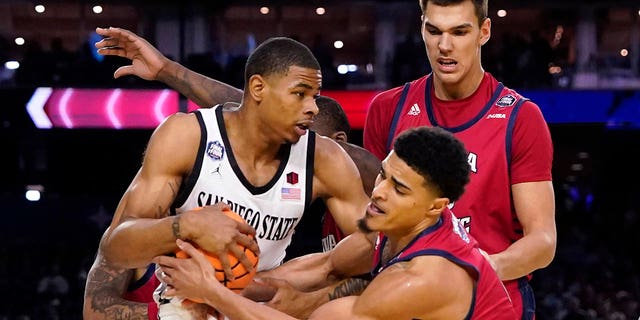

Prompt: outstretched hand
xmin=94 ymin=26 xmax=169 ymax=81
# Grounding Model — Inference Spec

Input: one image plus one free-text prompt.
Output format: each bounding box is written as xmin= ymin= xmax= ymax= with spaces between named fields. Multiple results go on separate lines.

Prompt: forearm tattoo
xmin=160 ymin=63 xmax=242 ymax=108
xmin=172 ymin=215 xmax=182 ymax=240
xmin=328 ymin=277 xmax=371 ymax=300
xmin=85 ymin=257 xmax=149 ymax=320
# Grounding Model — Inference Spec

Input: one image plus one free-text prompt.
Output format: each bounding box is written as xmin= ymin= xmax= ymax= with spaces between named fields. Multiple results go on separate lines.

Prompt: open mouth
xmin=438 ymin=58 xmax=457 ymax=68
xmin=367 ymin=202 xmax=385 ymax=216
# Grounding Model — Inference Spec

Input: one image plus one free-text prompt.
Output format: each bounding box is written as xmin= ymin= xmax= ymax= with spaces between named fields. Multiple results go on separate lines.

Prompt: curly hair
xmin=393 ymin=126 xmax=470 ymax=202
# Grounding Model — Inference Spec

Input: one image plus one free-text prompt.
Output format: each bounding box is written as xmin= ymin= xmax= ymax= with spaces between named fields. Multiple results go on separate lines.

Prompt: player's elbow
xmin=537 ymin=231 xmax=557 ymax=269
xmin=99 ymin=227 xmax=132 ymax=269
xmin=82 ymin=301 xmax=105 ymax=320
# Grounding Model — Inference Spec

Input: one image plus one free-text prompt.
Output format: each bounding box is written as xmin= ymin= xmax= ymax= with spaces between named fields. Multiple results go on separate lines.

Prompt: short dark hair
xmin=244 ymin=37 xmax=320 ymax=85
xmin=393 ymin=126 xmax=470 ymax=202
xmin=419 ymin=0 xmax=488 ymax=26
xmin=314 ymin=96 xmax=351 ymax=136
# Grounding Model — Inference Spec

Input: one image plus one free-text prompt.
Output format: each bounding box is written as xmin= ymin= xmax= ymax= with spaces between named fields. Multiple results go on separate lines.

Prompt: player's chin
xmin=357 ymin=217 xmax=375 ymax=233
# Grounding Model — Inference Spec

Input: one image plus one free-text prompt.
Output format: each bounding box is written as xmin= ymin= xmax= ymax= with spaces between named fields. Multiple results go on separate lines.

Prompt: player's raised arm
xmin=95 ymin=27 xmax=242 ymax=107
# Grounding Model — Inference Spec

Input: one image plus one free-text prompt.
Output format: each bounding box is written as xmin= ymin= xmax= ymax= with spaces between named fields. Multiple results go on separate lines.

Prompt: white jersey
xmin=171 ymin=106 xmax=314 ymax=271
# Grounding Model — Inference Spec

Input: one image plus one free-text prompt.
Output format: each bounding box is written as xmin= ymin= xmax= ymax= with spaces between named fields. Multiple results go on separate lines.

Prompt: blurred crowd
xmin=0 ymin=28 xmax=574 ymax=91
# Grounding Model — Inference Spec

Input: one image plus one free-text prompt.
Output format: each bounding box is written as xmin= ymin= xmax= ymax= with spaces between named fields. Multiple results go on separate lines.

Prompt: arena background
xmin=1 ymin=0 xmax=639 ymax=318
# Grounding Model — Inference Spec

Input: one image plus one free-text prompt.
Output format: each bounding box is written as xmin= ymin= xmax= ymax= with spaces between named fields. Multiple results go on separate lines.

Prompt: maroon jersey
xmin=364 ymin=73 xmax=552 ymax=318
xmin=123 ymin=264 xmax=160 ymax=320
xmin=371 ymin=208 xmax=516 ymax=319
xmin=321 ymin=208 xmax=346 ymax=252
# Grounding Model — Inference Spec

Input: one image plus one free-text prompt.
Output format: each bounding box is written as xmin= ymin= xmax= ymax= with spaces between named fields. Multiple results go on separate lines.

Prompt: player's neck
xmin=225 ymin=111 xmax=283 ymax=163
xmin=384 ymin=217 xmax=439 ymax=257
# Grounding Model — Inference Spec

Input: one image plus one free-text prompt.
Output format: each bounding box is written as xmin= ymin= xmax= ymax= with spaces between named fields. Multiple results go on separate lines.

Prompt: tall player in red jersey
xmin=363 ymin=1 xmax=556 ymax=318
xmin=154 ymin=126 xmax=516 ymax=319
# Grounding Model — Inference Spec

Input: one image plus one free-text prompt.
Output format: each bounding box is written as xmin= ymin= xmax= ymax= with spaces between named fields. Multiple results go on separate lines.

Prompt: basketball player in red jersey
xmin=363 ymin=1 xmax=556 ymax=318
xmin=154 ymin=127 xmax=517 ymax=319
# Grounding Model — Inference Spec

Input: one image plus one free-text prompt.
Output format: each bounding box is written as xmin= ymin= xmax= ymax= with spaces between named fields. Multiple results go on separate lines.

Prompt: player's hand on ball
xmin=155 ymin=239 xmax=222 ymax=303
xmin=185 ymin=204 xmax=260 ymax=279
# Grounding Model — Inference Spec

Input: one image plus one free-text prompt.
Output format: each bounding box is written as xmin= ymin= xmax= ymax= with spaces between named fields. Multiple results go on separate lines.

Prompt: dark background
xmin=1 ymin=0 xmax=640 ymax=318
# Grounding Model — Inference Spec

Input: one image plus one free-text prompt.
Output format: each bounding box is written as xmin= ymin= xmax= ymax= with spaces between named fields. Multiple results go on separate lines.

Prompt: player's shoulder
xmin=153 ymin=112 xmax=200 ymax=138
xmin=145 ymin=112 xmax=201 ymax=162
xmin=340 ymin=142 xmax=380 ymax=168
xmin=314 ymin=134 xmax=346 ymax=158
xmin=372 ymin=75 xmax=428 ymax=105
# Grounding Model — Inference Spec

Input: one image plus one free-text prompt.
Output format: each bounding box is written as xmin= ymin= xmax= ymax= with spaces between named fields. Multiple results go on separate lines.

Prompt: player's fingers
xmin=217 ymin=253 xmax=235 ymax=281
xmin=236 ymin=222 xmax=258 ymax=239
xmin=212 ymin=202 xmax=231 ymax=211
xmin=236 ymin=235 xmax=260 ymax=257
xmin=95 ymin=27 xmax=111 ymax=36
xmin=96 ymin=47 xmax=125 ymax=58
xmin=228 ymin=244 xmax=254 ymax=273
xmin=176 ymin=239 xmax=211 ymax=267
xmin=113 ymin=65 xmax=134 ymax=79
xmin=156 ymin=269 xmax=172 ymax=285
xmin=164 ymin=286 xmax=177 ymax=297
xmin=94 ymin=37 xmax=118 ymax=48
xmin=153 ymin=255 xmax=179 ymax=271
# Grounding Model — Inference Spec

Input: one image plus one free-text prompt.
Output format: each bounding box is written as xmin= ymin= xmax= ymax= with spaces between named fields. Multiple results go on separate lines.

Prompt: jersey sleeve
xmin=510 ymin=100 xmax=553 ymax=184
xmin=363 ymin=87 xmax=403 ymax=160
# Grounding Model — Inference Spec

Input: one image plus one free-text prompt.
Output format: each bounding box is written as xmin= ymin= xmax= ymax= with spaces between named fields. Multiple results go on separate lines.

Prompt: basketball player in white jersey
xmin=98 ymin=37 xmax=369 ymax=319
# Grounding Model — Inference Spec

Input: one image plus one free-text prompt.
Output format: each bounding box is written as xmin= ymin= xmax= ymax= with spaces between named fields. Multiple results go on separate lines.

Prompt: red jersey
xmin=363 ymin=72 xmax=552 ymax=318
xmin=371 ymin=208 xmax=516 ymax=319
xmin=123 ymin=264 xmax=160 ymax=320
xmin=320 ymin=208 xmax=346 ymax=252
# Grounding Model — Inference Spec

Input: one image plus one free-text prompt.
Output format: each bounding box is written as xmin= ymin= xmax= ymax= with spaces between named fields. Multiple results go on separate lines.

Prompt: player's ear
xmin=330 ymin=131 xmax=348 ymax=142
xmin=428 ymin=197 xmax=449 ymax=217
xmin=248 ymin=74 xmax=266 ymax=102
xmin=479 ymin=18 xmax=491 ymax=46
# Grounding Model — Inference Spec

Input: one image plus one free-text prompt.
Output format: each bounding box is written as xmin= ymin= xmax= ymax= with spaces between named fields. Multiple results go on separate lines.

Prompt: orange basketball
xmin=175 ymin=208 xmax=259 ymax=302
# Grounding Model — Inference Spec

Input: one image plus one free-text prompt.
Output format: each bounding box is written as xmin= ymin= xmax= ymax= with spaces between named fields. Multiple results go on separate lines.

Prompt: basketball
xmin=175 ymin=208 xmax=259 ymax=302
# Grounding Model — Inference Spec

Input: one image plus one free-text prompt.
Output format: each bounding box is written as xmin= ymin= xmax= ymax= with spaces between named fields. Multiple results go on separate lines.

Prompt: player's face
xmin=361 ymin=151 xmax=441 ymax=238
xmin=421 ymin=0 xmax=490 ymax=96
xmin=262 ymin=66 xmax=321 ymax=144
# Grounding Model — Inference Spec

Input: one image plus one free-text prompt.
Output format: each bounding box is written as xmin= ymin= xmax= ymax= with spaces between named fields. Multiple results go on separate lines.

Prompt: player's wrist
xmin=171 ymin=215 xmax=184 ymax=240
xmin=156 ymin=59 xmax=182 ymax=83
xmin=173 ymin=210 xmax=198 ymax=241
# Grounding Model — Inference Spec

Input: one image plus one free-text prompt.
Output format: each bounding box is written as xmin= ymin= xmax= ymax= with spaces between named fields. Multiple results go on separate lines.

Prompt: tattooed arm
xmin=83 ymin=254 xmax=152 ymax=320
xmin=156 ymin=61 xmax=242 ymax=107
xmin=236 ymin=232 xmax=375 ymax=318
xmin=95 ymin=27 xmax=243 ymax=107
